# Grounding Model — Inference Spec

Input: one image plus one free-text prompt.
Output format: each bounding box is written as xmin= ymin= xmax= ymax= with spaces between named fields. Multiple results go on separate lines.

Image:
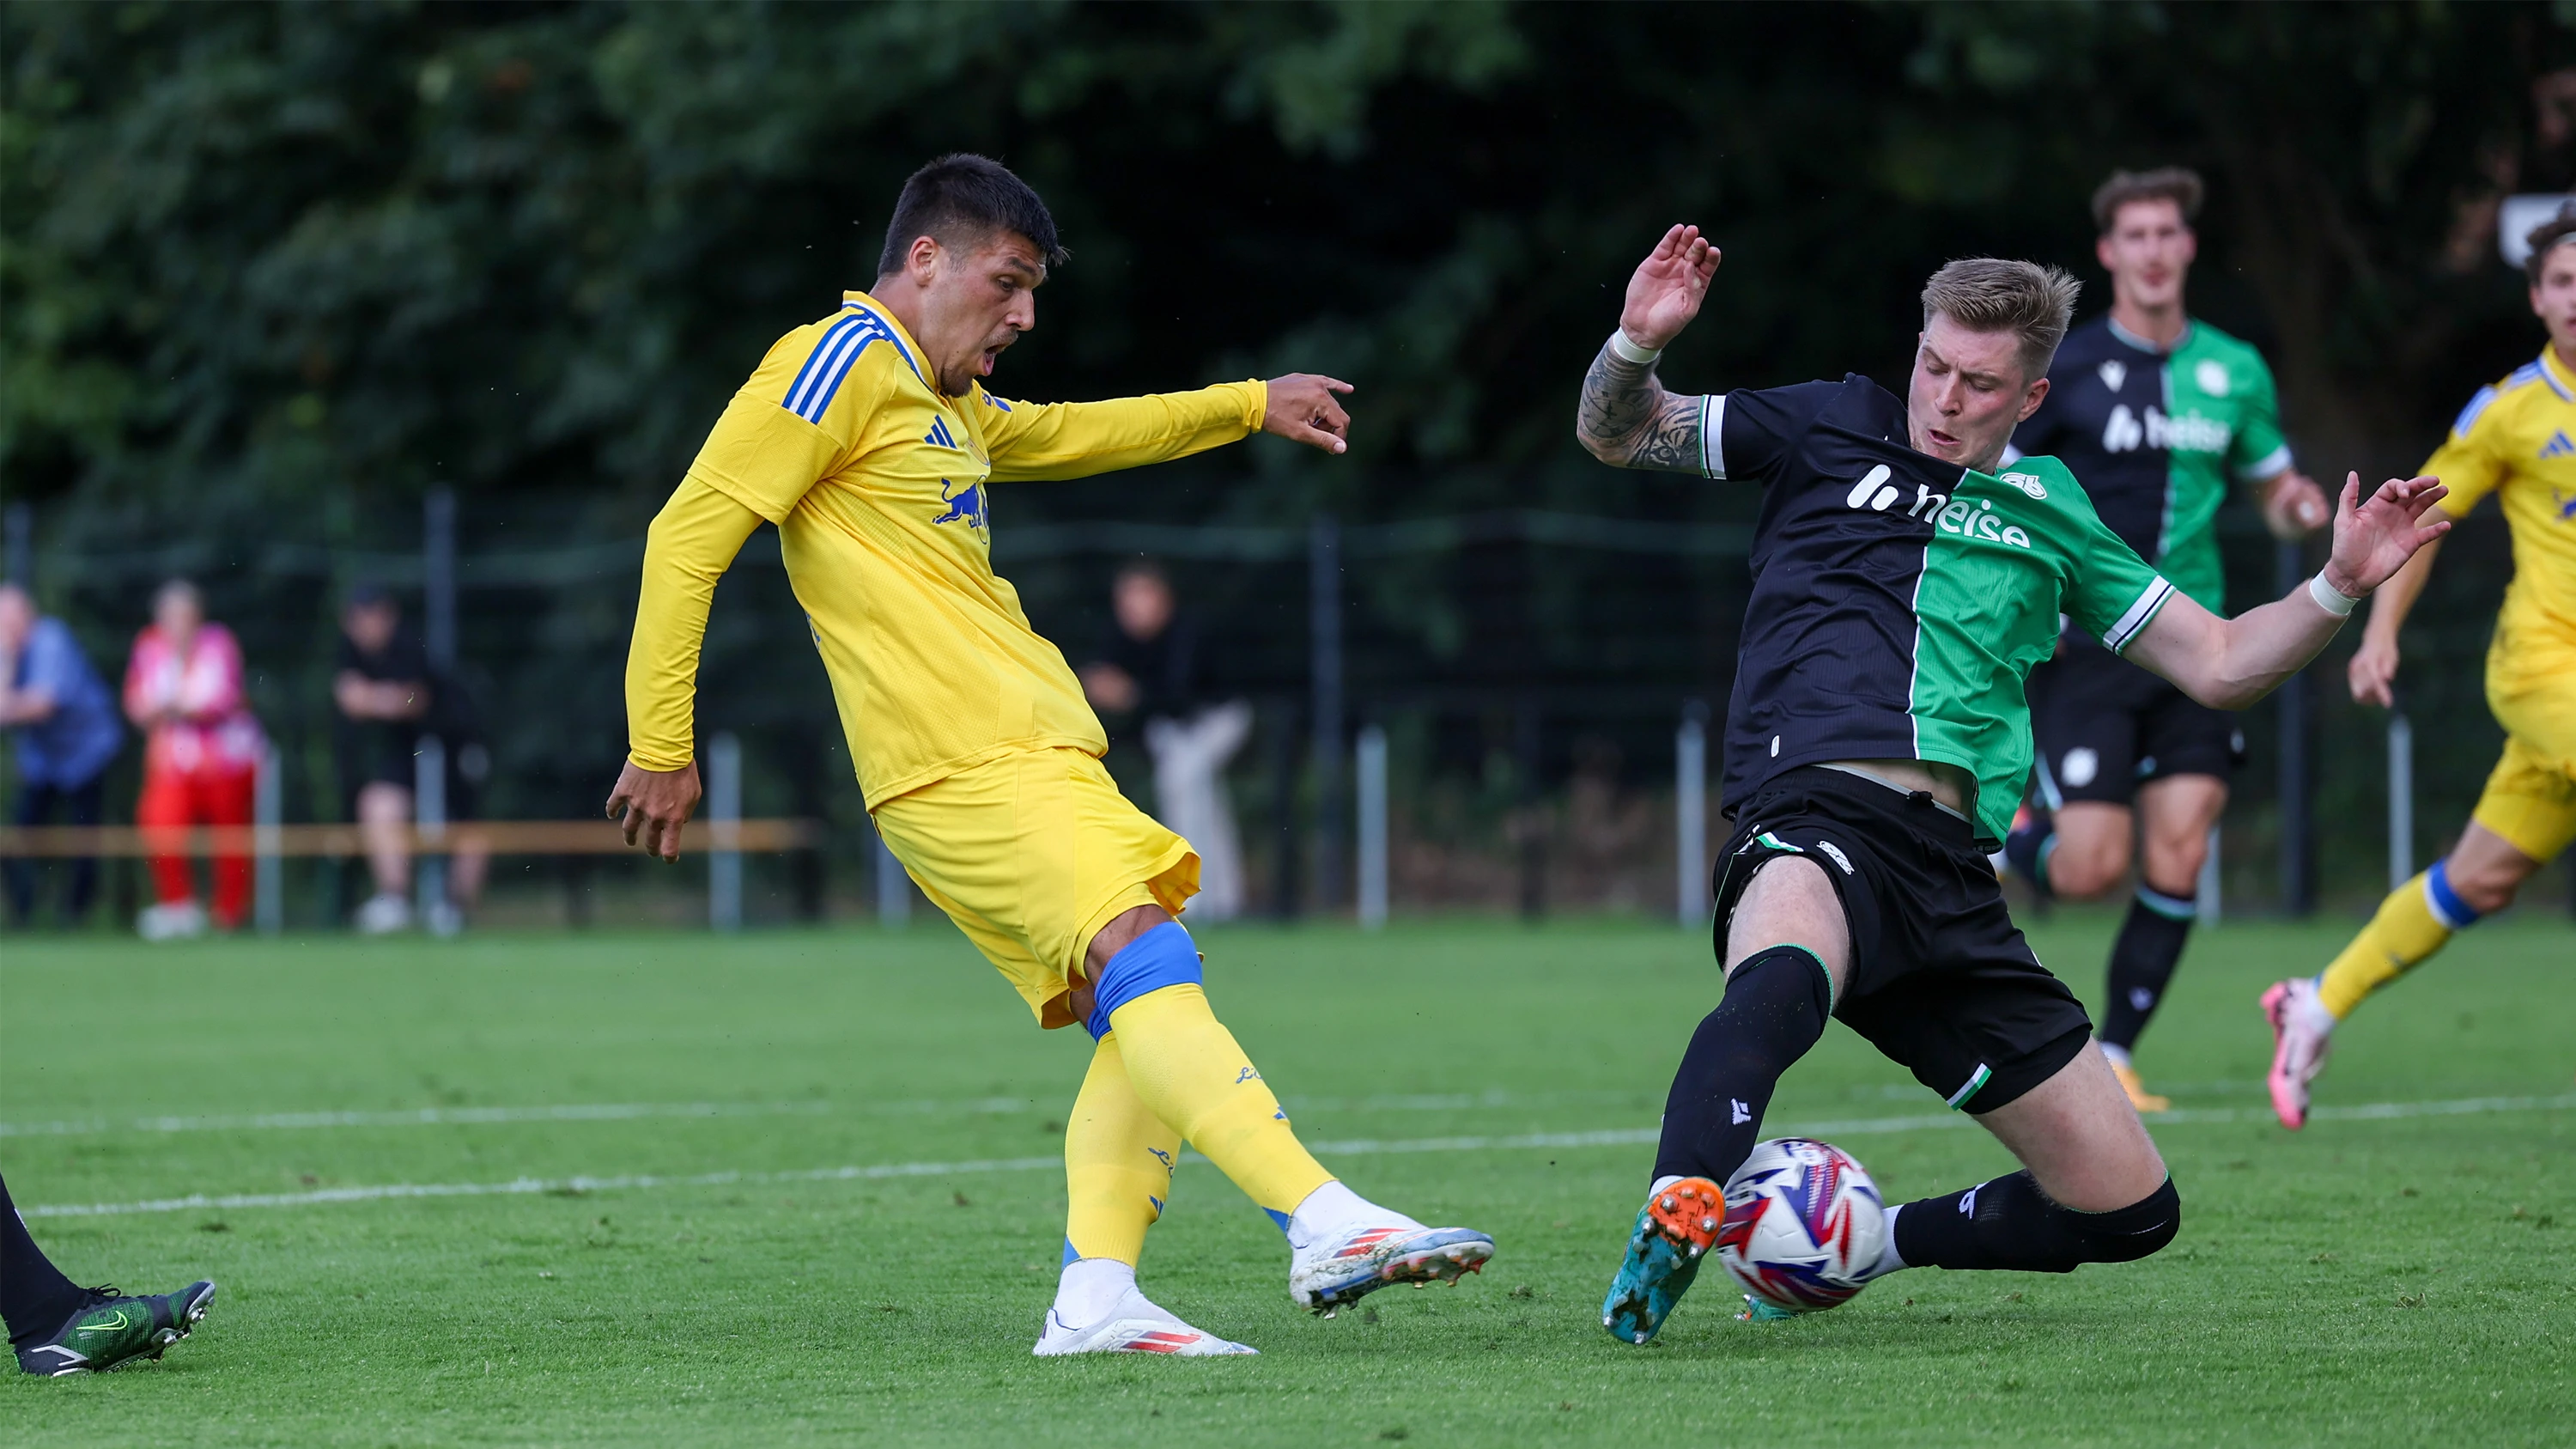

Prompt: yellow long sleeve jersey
xmin=2424 ymin=344 xmax=2576 ymax=660
xmin=626 ymin=291 xmax=1267 ymax=806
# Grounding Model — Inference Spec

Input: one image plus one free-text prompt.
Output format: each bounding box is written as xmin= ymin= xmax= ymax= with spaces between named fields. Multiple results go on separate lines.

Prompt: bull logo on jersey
xmin=933 ymin=478 xmax=988 ymax=536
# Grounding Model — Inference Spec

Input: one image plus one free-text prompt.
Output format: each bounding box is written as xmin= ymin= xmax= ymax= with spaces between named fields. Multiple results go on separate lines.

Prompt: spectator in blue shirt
xmin=0 ymin=583 xmax=125 ymax=925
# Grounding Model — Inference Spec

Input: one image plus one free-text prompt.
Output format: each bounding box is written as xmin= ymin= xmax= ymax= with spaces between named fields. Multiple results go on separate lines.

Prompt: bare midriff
xmin=1824 ymin=758 xmax=1976 ymax=818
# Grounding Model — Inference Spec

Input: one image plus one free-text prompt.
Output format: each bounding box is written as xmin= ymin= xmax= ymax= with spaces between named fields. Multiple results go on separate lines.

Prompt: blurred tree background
xmin=3 ymin=1 xmax=2570 ymax=916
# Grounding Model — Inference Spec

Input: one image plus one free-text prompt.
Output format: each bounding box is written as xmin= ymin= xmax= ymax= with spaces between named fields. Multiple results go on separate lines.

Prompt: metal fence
xmin=3 ymin=488 xmax=2563 ymax=931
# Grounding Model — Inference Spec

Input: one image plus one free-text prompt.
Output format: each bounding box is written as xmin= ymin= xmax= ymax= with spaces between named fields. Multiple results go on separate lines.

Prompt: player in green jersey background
xmin=2004 ymin=168 xmax=2333 ymax=1112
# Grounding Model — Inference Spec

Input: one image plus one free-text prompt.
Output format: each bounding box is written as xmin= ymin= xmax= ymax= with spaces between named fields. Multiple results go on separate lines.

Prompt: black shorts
xmin=1714 ymin=767 xmax=2093 ymax=1114
xmin=2026 ymin=634 xmax=2242 ymax=807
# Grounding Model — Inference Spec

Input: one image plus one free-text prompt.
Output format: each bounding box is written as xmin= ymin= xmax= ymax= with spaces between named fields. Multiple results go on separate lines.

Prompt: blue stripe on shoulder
xmin=2449 ymin=385 xmax=2500 ymax=441
xmin=780 ymin=302 xmax=920 ymax=425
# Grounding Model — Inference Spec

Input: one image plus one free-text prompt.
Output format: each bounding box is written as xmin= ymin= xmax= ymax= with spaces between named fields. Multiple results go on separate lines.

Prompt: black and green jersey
xmin=1702 ymin=376 xmax=2175 ymax=844
xmin=2010 ymin=317 xmax=2291 ymax=613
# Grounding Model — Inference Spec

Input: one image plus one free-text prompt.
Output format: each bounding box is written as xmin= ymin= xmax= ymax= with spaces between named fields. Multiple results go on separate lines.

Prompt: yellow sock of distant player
xmin=1109 ymin=983 xmax=1333 ymax=1221
xmin=2317 ymin=869 xmax=2459 ymax=1020
xmin=1061 ymin=1032 xmax=1181 ymax=1266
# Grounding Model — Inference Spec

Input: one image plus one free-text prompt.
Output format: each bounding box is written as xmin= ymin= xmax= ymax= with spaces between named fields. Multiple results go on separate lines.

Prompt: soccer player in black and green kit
xmin=1572 ymin=225 xmax=2446 ymax=1343
xmin=2001 ymin=168 xmax=2332 ymax=1112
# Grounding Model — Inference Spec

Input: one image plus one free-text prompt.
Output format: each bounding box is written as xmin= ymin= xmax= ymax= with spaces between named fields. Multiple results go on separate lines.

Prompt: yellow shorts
xmin=2476 ymin=617 xmax=2576 ymax=862
xmin=871 ymin=747 xmax=1199 ymax=1030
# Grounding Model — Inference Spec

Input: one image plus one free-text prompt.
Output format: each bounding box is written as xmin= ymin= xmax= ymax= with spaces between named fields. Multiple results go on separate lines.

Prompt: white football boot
xmin=1289 ymin=1220 xmax=1494 ymax=1315
xmin=1031 ymin=1287 xmax=1257 ymax=1357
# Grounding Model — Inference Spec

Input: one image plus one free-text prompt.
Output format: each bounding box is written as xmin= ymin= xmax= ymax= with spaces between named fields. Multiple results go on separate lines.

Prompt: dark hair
xmin=2525 ymin=201 xmax=2576 ymax=286
xmin=874 ymin=154 xmax=1068 ymax=277
xmin=2091 ymin=167 xmax=2204 ymax=234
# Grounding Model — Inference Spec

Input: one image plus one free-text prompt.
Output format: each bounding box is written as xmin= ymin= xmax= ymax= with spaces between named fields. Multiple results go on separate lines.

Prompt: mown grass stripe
xmin=23 ymin=1092 xmax=2572 ymax=1219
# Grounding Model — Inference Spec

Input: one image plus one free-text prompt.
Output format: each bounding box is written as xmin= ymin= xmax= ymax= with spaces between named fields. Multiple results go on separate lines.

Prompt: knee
xmin=2140 ymin=833 xmax=2208 ymax=896
xmin=2084 ymin=1178 xmax=2181 ymax=1263
xmin=2439 ymin=855 xmax=2525 ymax=916
xmin=2047 ymin=835 xmax=2128 ymax=899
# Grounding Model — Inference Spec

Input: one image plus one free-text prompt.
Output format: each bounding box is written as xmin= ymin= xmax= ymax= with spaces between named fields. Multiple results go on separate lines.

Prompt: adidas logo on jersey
xmin=2541 ymin=429 xmax=2574 ymax=460
xmin=925 ymin=417 xmax=960 ymax=449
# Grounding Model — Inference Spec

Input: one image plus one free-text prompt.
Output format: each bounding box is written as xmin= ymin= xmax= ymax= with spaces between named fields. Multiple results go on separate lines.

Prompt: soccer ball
xmin=1715 ymin=1136 xmax=1886 ymax=1314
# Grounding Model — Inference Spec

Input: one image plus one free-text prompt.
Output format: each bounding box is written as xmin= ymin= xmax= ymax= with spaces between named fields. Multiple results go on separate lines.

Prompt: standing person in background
xmin=0 ymin=582 xmax=123 ymax=927
xmin=1999 ymin=167 xmax=2331 ymax=1112
xmin=122 ymin=580 xmax=263 ymax=940
xmin=1080 ymin=562 xmax=1255 ymax=920
xmin=334 ymin=585 xmax=487 ymax=935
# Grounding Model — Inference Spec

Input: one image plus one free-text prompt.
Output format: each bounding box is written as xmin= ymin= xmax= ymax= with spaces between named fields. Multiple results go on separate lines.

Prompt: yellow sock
xmin=2317 ymin=870 xmax=2457 ymax=1019
xmin=1108 ymin=983 xmax=1333 ymax=1221
xmin=1062 ymin=1032 xmax=1182 ymax=1265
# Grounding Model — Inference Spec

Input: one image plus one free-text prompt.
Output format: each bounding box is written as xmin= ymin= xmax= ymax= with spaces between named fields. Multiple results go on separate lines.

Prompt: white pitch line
xmin=21 ymin=1091 xmax=2573 ymax=1221
xmin=0 ymin=1087 xmax=1663 ymax=1139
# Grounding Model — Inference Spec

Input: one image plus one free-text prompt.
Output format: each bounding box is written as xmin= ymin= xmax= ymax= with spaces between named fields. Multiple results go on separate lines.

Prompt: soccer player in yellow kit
xmin=2263 ymin=204 xmax=2576 ymax=1129
xmin=608 ymin=155 xmax=1493 ymax=1354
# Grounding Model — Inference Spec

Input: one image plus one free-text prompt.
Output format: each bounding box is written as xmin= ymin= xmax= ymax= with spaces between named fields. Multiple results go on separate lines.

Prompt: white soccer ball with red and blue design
xmin=1715 ymin=1136 xmax=1886 ymax=1314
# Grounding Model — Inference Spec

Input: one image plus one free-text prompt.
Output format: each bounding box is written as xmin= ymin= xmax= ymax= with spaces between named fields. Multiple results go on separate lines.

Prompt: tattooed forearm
xmin=1575 ymin=337 xmax=1704 ymax=472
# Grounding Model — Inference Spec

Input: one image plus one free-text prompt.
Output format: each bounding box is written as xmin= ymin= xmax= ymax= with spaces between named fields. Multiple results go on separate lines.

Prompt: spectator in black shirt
xmin=335 ymin=587 xmax=486 ymax=934
xmin=1079 ymin=563 xmax=1252 ymax=919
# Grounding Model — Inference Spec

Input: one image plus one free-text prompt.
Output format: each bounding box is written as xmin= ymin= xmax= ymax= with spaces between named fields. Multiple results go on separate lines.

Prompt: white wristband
xmin=1607 ymin=329 xmax=1662 ymax=366
xmin=2308 ymin=571 xmax=2360 ymax=618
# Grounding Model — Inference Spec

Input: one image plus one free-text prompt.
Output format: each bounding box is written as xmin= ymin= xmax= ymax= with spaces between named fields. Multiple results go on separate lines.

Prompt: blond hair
xmin=1921 ymin=259 xmax=2081 ymax=381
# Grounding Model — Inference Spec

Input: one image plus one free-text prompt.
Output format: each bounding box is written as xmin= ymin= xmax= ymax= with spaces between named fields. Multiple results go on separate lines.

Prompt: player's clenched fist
xmin=1621 ymin=224 xmax=1722 ymax=353
xmin=1261 ymin=374 xmax=1355 ymax=454
xmin=606 ymin=758 xmax=702 ymax=862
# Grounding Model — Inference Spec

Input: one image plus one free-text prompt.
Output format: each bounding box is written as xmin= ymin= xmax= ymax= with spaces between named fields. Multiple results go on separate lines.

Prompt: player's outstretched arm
xmin=1576 ymin=224 xmax=1721 ymax=472
xmin=2126 ymin=472 xmax=2449 ymax=710
xmin=607 ymin=477 xmax=763 ymax=861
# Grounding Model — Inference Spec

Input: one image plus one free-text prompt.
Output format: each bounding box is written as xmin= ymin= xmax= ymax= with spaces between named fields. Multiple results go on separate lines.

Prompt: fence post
xmin=255 ymin=744 xmax=283 ymax=935
xmin=708 ymin=731 xmax=743 ymax=933
xmin=414 ymin=734 xmax=450 ymax=935
xmin=2196 ymin=825 xmax=2221 ymax=928
xmin=1676 ymin=703 xmax=1708 ymax=927
xmin=424 ymin=487 xmax=458 ymax=673
xmin=1309 ymin=514 xmax=1344 ymax=913
xmin=874 ymin=820 xmax=910 ymax=928
xmin=2275 ymin=539 xmax=2315 ymax=916
xmin=1356 ymin=723 xmax=1388 ymax=930
xmin=2386 ymin=710 xmax=2414 ymax=892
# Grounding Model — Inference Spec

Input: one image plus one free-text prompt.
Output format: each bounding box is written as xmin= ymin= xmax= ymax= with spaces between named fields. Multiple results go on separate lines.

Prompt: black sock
xmin=2100 ymin=886 xmax=2195 ymax=1052
xmin=1649 ymin=946 xmax=1831 ymax=1186
xmin=2002 ymin=809 xmax=2054 ymax=896
xmin=1 ymin=1172 xmax=91 ymax=1346
xmin=1893 ymin=1171 xmax=2180 ymax=1273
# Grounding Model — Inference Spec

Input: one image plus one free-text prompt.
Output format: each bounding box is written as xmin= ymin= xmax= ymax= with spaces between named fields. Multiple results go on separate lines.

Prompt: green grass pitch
xmin=3 ymin=911 xmax=2569 ymax=1446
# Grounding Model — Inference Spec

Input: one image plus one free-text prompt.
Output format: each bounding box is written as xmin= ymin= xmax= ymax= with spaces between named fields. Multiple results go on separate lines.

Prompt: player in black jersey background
xmin=2001 ymin=168 xmax=2334 ymax=1113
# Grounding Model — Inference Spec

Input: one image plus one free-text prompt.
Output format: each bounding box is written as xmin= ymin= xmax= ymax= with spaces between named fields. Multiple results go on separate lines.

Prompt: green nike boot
xmin=15 ymin=1281 xmax=216 ymax=1375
